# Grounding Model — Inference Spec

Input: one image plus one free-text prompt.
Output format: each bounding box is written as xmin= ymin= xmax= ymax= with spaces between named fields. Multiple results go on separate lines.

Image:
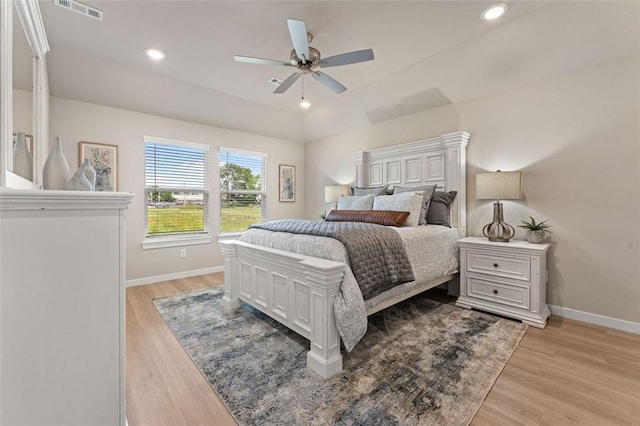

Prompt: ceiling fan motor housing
xmin=290 ymin=47 xmax=320 ymax=66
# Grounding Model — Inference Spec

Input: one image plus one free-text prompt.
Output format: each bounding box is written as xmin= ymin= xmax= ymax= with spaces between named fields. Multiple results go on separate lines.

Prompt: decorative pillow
xmin=393 ymin=184 xmax=437 ymax=225
xmin=336 ymin=194 xmax=375 ymax=210
xmin=426 ymin=191 xmax=458 ymax=227
xmin=353 ymin=185 xmax=388 ymax=196
xmin=373 ymin=191 xmax=423 ymax=227
xmin=325 ymin=210 xmax=410 ymax=227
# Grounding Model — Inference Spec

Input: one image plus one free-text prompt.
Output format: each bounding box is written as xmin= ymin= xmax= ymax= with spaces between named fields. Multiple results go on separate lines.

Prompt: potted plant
xmin=518 ymin=216 xmax=551 ymax=244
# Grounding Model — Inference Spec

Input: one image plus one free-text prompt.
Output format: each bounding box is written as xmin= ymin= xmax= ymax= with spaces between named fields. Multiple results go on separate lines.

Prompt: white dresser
xmin=0 ymin=189 xmax=133 ymax=426
xmin=456 ymin=237 xmax=550 ymax=328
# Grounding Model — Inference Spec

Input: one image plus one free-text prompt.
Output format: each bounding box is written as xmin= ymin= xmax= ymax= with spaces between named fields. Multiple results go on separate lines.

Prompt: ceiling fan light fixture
xmin=145 ymin=48 xmax=166 ymax=61
xmin=482 ymin=3 xmax=508 ymax=21
xmin=299 ymin=97 xmax=311 ymax=109
xmin=299 ymin=76 xmax=311 ymax=108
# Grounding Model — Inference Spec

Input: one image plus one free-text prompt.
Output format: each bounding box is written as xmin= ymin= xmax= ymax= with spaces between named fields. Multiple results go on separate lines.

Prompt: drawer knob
xmin=493 ymin=263 xmax=499 ymax=268
xmin=493 ymin=289 xmax=498 ymax=295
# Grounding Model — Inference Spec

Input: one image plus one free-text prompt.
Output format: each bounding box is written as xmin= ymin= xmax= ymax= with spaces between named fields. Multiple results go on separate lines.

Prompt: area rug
xmin=153 ymin=288 xmax=526 ymax=426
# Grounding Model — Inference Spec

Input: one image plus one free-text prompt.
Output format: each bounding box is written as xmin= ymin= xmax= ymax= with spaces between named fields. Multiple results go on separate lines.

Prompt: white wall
xmin=50 ymin=97 xmax=305 ymax=282
xmin=304 ymin=56 xmax=640 ymax=324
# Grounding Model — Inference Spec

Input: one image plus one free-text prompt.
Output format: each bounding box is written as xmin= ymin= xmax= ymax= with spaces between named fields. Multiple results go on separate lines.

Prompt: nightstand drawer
xmin=466 ymin=251 xmax=531 ymax=282
xmin=467 ymin=276 xmax=530 ymax=310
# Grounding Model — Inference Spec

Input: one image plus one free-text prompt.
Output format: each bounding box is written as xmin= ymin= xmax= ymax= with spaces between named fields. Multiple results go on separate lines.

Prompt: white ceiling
xmin=13 ymin=1 xmax=640 ymax=143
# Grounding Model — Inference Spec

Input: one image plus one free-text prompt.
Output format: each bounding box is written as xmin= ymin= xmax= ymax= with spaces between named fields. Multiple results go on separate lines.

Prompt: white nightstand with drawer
xmin=456 ymin=237 xmax=551 ymax=328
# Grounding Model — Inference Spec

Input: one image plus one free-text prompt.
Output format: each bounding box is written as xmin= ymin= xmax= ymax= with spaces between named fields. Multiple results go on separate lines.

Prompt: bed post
xmin=443 ymin=131 xmax=469 ymax=238
xmin=219 ymin=240 xmax=241 ymax=310
xmin=352 ymin=151 xmax=365 ymax=188
xmin=303 ymin=258 xmax=344 ymax=379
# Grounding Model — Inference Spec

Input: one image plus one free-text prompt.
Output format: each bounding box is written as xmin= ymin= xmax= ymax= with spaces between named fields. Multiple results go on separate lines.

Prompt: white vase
xmin=65 ymin=170 xmax=93 ymax=191
xmin=43 ymin=136 xmax=71 ymax=190
xmin=80 ymin=158 xmax=96 ymax=190
xmin=13 ymin=132 xmax=33 ymax=181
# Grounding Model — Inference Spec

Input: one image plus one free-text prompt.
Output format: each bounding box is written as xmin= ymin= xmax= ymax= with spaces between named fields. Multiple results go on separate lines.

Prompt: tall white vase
xmin=43 ymin=137 xmax=70 ymax=190
xmin=12 ymin=132 xmax=33 ymax=181
xmin=80 ymin=158 xmax=96 ymax=190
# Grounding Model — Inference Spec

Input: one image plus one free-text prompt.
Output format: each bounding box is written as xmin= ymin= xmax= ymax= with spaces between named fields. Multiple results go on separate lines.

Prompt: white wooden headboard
xmin=352 ymin=131 xmax=470 ymax=236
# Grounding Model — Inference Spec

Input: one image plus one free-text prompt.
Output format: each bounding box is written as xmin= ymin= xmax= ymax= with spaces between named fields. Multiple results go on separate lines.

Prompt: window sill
xmin=141 ymin=234 xmax=212 ymax=250
xmin=217 ymin=232 xmax=244 ymax=241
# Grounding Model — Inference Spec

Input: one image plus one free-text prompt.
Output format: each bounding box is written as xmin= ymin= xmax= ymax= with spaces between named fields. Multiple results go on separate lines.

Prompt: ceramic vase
xmin=80 ymin=158 xmax=96 ymax=190
xmin=43 ymin=136 xmax=70 ymax=190
xmin=65 ymin=170 xmax=93 ymax=191
xmin=12 ymin=132 xmax=33 ymax=181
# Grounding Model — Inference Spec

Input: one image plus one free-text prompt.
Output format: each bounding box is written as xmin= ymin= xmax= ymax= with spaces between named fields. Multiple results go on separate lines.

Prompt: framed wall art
xmin=79 ymin=141 xmax=118 ymax=191
xmin=279 ymin=164 xmax=295 ymax=202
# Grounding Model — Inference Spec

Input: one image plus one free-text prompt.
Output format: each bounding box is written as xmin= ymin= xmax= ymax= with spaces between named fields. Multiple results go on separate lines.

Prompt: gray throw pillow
xmin=353 ymin=185 xmax=388 ymax=196
xmin=393 ymin=184 xmax=437 ymax=225
xmin=336 ymin=194 xmax=375 ymax=210
xmin=426 ymin=191 xmax=458 ymax=227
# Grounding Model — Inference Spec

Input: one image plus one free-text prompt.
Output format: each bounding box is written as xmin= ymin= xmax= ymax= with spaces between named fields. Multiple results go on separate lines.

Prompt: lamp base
xmin=482 ymin=202 xmax=515 ymax=242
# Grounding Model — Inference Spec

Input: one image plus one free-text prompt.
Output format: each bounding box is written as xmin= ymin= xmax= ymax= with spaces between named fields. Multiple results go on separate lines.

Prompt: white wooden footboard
xmin=219 ymin=239 xmax=346 ymax=378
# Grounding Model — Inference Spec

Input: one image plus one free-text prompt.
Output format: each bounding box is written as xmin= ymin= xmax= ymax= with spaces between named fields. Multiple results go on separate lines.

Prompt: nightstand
xmin=456 ymin=237 xmax=550 ymax=328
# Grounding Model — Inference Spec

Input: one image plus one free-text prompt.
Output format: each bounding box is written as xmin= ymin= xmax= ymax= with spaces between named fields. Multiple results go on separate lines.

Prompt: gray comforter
xmin=250 ymin=219 xmax=415 ymax=300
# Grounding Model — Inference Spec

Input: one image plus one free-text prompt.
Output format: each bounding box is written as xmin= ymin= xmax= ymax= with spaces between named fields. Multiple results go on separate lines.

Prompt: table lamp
xmin=476 ymin=170 xmax=521 ymax=242
xmin=324 ymin=185 xmax=350 ymax=209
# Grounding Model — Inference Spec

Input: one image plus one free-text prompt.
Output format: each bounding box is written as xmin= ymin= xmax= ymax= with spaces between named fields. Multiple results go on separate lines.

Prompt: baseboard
xmin=126 ymin=266 xmax=224 ymax=288
xmin=549 ymin=304 xmax=640 ymax=335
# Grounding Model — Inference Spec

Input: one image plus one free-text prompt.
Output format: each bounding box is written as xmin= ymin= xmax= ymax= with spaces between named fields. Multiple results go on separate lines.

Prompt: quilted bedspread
xmin=250 ymin=219 xmax=415 ymax=300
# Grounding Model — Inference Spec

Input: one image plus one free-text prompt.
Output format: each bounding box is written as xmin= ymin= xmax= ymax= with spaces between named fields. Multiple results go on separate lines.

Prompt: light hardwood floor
xmin=126 ymin=273 xmax=640 ymax=426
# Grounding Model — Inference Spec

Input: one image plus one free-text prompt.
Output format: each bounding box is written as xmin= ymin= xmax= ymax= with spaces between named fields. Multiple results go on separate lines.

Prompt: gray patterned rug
xmin=153 ymin=287 xmax=526 ymax=426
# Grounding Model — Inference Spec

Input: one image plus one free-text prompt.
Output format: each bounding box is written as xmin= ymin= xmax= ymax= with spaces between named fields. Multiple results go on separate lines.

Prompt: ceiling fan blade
xmin=311 ymin=71 xmax=347 ymax=94
xmin=274 ymin=72 xmax=301 ymax=94
xmin=234 ymin=55 xmax=292 ymax=67
xmin=320 ymin=49 xmax=375 ymax=68
xmin=287 ymin=19 xmax=310 ymax=63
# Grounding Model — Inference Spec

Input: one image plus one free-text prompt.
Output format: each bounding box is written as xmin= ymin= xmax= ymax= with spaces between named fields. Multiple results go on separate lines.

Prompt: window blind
xmin=219 ymin=149 xmax=265 ymax=233
xmin=145 ymin=139 xmax=209 ymax=236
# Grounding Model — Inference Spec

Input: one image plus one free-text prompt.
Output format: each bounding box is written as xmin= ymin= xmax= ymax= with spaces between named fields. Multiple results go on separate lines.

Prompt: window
xmin=219 ymin=148 xmax=266 ymax=233
xmin=143 ymin=136 xmax=211 ymax=249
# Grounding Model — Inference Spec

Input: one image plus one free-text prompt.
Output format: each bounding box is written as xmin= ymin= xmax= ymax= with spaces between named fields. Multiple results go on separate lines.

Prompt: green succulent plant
xmin=518 ymin=216 xmax=551 ymax=232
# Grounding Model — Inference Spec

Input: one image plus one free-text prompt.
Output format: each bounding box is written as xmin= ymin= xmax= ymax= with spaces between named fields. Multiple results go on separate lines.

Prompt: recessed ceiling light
xmin=145 ymin=48 xmax=166 ymax=61
xmin=482 ymin=3 xmax=508 ymax=21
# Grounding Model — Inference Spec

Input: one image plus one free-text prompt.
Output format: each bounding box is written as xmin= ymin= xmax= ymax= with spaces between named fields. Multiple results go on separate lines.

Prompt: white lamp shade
xmin=476 ymin=171 xmax=522 ymax=200
xmin=324 ymin=185 xmax=351 ymax=203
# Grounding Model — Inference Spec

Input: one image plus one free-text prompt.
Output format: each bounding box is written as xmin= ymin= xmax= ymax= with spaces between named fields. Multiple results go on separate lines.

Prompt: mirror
xmin=1 ymin=0 xmax=49 ymax=189
xmin=10 ymin=8 xmax=33 ymax=181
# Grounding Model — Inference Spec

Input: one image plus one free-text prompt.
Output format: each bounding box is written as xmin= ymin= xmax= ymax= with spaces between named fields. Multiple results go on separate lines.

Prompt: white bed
xmin=219 ymin=131 xmax=469 ymax=378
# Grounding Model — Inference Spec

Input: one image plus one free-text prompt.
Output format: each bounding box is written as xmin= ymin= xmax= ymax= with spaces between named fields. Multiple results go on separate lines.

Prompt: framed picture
xmin=78 ymin=141 xmax=118 ymax=191
xmin=279 ymin=164 xmax=295 ymax=202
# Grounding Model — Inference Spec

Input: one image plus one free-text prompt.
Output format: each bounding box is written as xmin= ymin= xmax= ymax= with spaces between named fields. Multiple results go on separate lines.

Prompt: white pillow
xmin=336 ymin=194 xmax=375 ymax=210
xmin=373 ymin=191 xmax=423 ymax=227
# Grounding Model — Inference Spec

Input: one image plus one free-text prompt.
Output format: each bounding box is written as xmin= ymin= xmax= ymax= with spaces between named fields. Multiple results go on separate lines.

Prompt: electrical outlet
xmin=180 ymin=248 xmax=187 ymax=258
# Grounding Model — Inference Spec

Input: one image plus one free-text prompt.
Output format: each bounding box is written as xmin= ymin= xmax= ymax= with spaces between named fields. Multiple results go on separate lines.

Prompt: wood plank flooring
xmin=126 ymin=273 xmax=640 ymax=426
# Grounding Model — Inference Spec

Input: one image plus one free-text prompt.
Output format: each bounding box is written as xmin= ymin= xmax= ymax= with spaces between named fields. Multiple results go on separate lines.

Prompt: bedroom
xmin=1 ymin=1 xmax=638 ymax=425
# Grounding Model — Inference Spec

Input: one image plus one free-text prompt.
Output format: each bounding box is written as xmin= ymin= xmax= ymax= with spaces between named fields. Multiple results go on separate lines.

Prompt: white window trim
xmin=143 ymin=136 xmax=211 ymax=248
xmin=141 ymin=233 xmax=212 ymax=250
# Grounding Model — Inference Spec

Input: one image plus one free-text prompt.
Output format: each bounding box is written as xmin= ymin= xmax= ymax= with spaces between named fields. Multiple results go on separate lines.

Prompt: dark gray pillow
xmin=426 ymin=191 xmax=458 ymax=227
xmin=353 ymin=185 xmax=388 ymax=196
xmin=393 ymin=184 xmax=437 ymax=225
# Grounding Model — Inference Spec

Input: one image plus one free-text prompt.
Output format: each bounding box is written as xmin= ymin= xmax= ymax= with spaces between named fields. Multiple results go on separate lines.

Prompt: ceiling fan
xmin=234 ymin=19 xmax=374 ymax=95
